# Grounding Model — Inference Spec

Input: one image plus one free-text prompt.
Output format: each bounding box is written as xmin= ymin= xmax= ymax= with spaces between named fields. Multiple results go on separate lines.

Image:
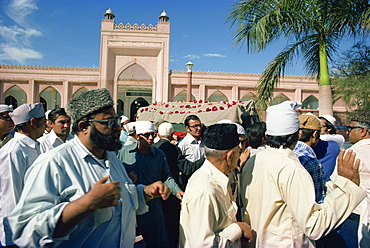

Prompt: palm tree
xmin=228 ymin=0 xmax=370 ymax=115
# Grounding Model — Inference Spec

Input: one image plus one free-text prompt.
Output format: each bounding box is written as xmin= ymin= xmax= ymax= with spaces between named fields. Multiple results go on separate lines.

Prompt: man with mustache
xmin=8 ymin=88 xmax=170 ymax=247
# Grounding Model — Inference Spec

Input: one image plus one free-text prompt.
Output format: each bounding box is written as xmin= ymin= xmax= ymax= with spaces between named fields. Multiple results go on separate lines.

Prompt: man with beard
xmin=8 ymin=88 xmax=170 ymax=248
xmin=38 ymin=108 xmax=74 ymax=153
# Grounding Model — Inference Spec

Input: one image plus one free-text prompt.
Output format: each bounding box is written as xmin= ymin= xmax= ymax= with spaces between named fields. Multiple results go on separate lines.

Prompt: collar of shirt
xmin=202 ymin=159 xmax=230 ymax=197
xmin=14 ymin=132 xmax=39 ymax=149
xmin=73 ymin=137 xmax=111 ymax=168
xmin=293 ymin=141 xmax=317 ymax=159
xmin=132 ymin=145 xmax=156 ymax=157
xmin=185 ymin=133 xmax=202 ymax=144
xmin=266 ymin=145 xmax=299 ymax=161
xmin=352 ymin=138 xmax=370 ymax=148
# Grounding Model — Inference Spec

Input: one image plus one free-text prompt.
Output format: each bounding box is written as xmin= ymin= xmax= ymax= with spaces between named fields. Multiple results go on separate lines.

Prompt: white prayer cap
xmin=124 ymin=122 xmax=136 ymax=135
xmin=120 ymin=115 xmax=130 ymax=124
xmin=217 ymin=119 xmax=245 ymax=135
xmin=319 ymin=114 xmax=336 ymax=126
xmin=10 ymin=103 xmax=45 ymax=125
xmin=217 ymin=119 xmax=232 ymax=124
xmin=158 ymin=122 xmax=174 ymax=136
xmin=45 ymin=110 xmax=52 ymax=119
xmin=266 ymin=101 xmax=301 ymax=136
xmin=135 ymin=121 xmax=155 ymax=134
xmin=0 ymin=104 xmax=13 ymax=113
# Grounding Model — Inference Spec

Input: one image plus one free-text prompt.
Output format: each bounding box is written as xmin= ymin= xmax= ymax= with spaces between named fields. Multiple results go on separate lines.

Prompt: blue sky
xmin=0 ymin=0 xmax=367 ymax=76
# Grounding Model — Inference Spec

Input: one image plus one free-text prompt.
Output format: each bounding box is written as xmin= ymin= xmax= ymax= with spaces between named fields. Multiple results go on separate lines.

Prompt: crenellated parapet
xmin=170 ymin=70 xmax=315 ymax=79
xmin=114 ymin=23 xmax=158 ymax=31
xmin=0 ymin=64 xmax=99 ymax=71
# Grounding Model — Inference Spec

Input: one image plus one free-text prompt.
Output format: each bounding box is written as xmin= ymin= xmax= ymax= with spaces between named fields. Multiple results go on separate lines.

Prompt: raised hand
xmin=85 ymin=176 xmax=121 ymax=209
xmin=144 ymin=181 xmax=171 ymax=201
xmin=337 ymin=149 xmax=361 ymax=186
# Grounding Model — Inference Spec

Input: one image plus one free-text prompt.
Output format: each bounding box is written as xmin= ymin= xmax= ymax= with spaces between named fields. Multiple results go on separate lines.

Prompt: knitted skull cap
xmin=204 ymin=124 xmax=239 ymax=150
xmin=66 ymin=88 xmax=114 ymax=122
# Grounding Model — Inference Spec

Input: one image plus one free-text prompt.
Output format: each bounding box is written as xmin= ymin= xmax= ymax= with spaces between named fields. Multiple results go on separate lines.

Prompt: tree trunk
xmin=319 ymin=42 xmax=334 ymax=116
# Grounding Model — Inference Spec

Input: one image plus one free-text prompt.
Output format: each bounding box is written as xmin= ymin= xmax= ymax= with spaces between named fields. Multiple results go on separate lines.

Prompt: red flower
xmin=194 ymin=100 xmax=197 ymax=103
xmin=197 ymin=105 xmax=202 ymax=107
xmin=165 ymin=104 xmax=169 ymax=107
xmin=140 ymin=109 xmax=144 ymax=112
xmin=219 ymin=106 xmax=225 ymax=110
xmin=185 ymin=105 xmax=190 ymax=108
xmin=199 ymin=100 xmax=203 ymax=103
xmin=145 ymin=108 xmax=149 ymax=111
xmin=206 ymin=108 xmax=211 ymax=112
xmin=169 ymin=111 xmax=173 ymax=115
xmin=186 ymin=111 xmax=191 ymax=113
xmin=197 ymin=110 xmax=202 ymax=113
xmin=192 ymin=105 xmax=197 ymax=108
xmin=152 ymin=102 xmax=157 ymax=106
xmin=212 ymin=106 xmax=217 ymax=111
xmin=175 ymin=111 xmax=179 ymax=114
xmin=204 ymin=100 xmax=208 ymax=103
xmin=180 ymin=111 xmax=185 ymax=114
xmin=159 ymin=111 xmax=164 ymax=114
xmin=180 ymin=105 xmax=184 ymax=108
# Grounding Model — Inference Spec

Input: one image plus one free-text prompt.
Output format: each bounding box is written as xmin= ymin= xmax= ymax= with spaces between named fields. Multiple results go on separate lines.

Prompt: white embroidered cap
xmin=266 ymin=101 xmax=301 ymax=136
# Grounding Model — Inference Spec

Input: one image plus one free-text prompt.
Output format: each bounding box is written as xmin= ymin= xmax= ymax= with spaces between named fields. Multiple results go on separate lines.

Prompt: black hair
xmin=48 ymin=108 xmax=68 ymax=123
xmin=266 ymin=131 xmax=299 ymax=149
xmin=184 ymin=114 xmax=200 ymax=127
xmin=14 ymin=116 xmax=44 ymax=132
xmin=245 ymin=122 xmax=266 ymax=148
xmin=319 ymin=117 xmax=336 ymax=134
xmin=299 ymin=128 xmax=317 ymax=142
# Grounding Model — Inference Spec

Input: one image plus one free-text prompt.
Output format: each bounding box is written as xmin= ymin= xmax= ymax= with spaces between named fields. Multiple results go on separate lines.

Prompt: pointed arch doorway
xmin=130 ymin=98 xmax=149 ymax=121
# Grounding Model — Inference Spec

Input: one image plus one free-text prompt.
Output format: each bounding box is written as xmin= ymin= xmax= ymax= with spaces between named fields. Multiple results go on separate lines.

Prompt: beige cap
xmin=298 ymin=113 xmax=321 ymax=130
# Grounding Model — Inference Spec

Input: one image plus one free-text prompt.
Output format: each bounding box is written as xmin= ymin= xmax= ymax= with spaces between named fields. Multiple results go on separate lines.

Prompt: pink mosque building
xmin=0 ymin=9 xmax=347 ymax=122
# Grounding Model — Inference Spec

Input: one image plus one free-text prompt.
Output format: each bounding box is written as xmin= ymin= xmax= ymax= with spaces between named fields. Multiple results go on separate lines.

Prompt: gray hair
xmin=205 ymin=146 xmax=239 ymax=160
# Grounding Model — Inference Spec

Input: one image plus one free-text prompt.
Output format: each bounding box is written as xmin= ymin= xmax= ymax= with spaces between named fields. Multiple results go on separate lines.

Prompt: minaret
xmin=104 ymin=8 xmax=115 ymax=20
xmin=158 ymin=10 xmax=169 ymax=22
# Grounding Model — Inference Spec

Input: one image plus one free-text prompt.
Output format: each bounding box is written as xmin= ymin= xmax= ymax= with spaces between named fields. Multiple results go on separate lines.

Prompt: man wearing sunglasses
xmin=8 ymin=89 xmax=170 ymax=248
xmin=338 ymin=118 xmax=370 ymax=247
xmin=0 ymin=104 xmax=14 ymax=149
xmin=119 ymin=120 xmax=183 ymax=248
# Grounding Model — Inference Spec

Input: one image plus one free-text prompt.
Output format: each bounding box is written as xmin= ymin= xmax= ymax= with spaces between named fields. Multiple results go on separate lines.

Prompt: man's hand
xmin=144 ymin=181 xmax=171 ymax=202
xmin=85 ymin=176 xmax=121 ymax=210
xmin=337 ymin=149 xmax=361 ymax=186
xmin=128 ymin=171 xmax=137 ymax=183
xmin=176 ymin=190 xmax=184 ymax=200
xmin=239 ymin=148 xmax=251 ymax=169
xmin=236 ymin=222 xmax=253 ymax=242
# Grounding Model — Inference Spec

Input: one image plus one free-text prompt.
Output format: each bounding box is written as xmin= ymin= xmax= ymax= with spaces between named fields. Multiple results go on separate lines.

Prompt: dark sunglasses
xmin=189 ymin=124 xmax=202 ymax=128
xmin=89 ymin=118 xmax=120 ymax=128
xmin=140 ymin=132 xmax=156 ymax=138
xmin=0 ymin=114 xmax=12 ymax=121
xmin=346 ymin=126 xmax=363 ymax=132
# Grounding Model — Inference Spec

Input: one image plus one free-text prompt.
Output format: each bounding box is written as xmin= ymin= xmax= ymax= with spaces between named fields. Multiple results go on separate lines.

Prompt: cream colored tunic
xmin=241 ymin=146 xmax=365 ymax=248
xmin=180 ymin=160 xmax=242 ymax=248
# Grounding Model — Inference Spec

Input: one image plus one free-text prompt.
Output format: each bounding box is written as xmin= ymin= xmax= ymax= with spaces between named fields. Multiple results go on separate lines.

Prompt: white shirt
xmin=241 ymin=146 xmax=365 ymax=248
xmin=349 ymin=138 xmax=370 ymax=247
xmin=8 ymin=137 xmax=148 ymax=248
xmin=320 ymin=134 xmax=345 ymax=149
xmin=179 ymin=160 xmax=242 ymax=248
xmin=177 ymin=133 xmax=205 ymax=162
xmin=37 ymin=129 xmax=74 ymax=153
xmin=0 ymin=132 xmax=41 ymax=246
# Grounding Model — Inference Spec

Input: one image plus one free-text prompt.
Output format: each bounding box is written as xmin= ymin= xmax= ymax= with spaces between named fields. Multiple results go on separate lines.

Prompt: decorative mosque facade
xmin=0 ymin=9 xmax=346 ymax=121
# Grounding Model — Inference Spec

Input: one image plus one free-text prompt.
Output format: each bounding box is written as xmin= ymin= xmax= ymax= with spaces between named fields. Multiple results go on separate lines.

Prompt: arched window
xmin=272 ymin=94 xmax=289 ymax=105
xmin=240 ymin=92 xmax=257 ymax=101
xmin=117 ymin=99 xmax=124 ymax=116
xmin=207 ymin=91 xmax=228 ymax=102
xmin=173 ymin=90 xmax=195 ymax=102
xmin=130 ymin=97 xmax=149 ymax=121
xmin=302 ymin=95 xmax=318 ymax=109
xmin=73 ymin=87 xmax=88 ymax=98
xmin=40 ymin=86 xmax=61 ymax=110
xmin=5 ymin=96 xmax=18 ymax=109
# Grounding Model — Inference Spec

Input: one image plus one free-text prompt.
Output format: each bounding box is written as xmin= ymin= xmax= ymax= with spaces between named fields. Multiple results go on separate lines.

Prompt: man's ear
xmin=29 ymin=118 xmax=37 ymax=128
xmin=359 ymin=127 xmax=368 ymax=137
xmin=185 ymin=126 xmax=190 ymax=132
xmin=134 ymin=133 xmax=140 ymax=141
xmin=298 ymin=129 xmax=303 ymax=140
xmin=78 ymin=121 xmax=89 ymax=133
xmin=225 ymin=149 xmax=233 ymax=162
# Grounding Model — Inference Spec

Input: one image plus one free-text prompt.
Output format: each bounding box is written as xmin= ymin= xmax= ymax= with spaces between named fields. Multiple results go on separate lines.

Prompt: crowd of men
xmin=0 ymin=88 xmax=369 ymax=248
